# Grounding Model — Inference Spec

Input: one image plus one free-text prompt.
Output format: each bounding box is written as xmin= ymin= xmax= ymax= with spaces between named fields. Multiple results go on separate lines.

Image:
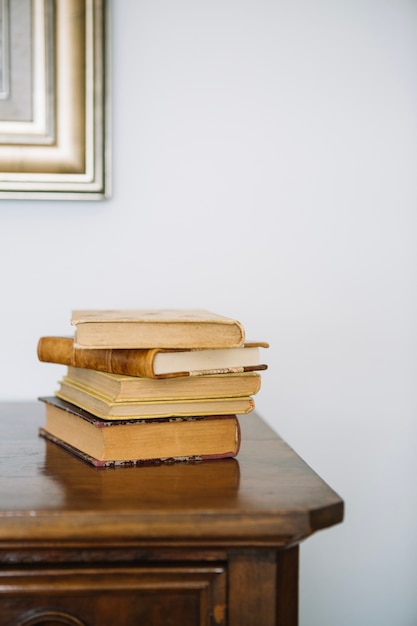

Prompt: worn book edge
xmin=70 ymin=309 xmax=246 ymax=349
xmin=39 ymin=395 xmax=243 ymax=426
xmin=39 ymin=429 xmax=240 ymax=468
xmin=37 ymin=336 xmax=268 ymax=378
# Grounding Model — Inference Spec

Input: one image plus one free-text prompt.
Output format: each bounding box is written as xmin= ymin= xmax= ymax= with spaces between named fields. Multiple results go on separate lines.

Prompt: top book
xmin=71 ymin=309 xmax=246 ymax=349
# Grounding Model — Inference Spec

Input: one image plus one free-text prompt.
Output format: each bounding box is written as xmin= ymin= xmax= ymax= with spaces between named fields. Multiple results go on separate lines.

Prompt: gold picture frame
xmin=0 ymin=0 xmax=110 ymax=200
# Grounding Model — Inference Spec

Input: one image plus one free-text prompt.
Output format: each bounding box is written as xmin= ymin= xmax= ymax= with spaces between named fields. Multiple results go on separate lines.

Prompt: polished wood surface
xmin=0 ymin=402 xmax=343 ymax=545
xmin=0 ymin=402 xmax=343 ymax=625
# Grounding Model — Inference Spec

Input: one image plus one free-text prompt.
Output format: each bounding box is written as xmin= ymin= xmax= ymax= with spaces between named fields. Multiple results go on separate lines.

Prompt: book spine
xmin=37 ymin=337 xmax=165 ymax=378
xmin=38 ymin=337 xmax=76 ymax=367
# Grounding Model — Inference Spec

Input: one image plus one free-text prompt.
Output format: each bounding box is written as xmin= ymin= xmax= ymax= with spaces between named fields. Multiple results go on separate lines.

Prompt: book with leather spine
xmin=71 ymin=309 xmax=246 ymax=349
xmin=39 ymin=396 xmax=241 ymax=467
xmin=37 ymin=336 xmax=268 ymax=379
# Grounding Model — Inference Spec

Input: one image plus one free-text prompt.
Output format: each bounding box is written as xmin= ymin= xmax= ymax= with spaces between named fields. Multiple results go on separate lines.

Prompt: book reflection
xmin=41 ymin=438 xmax=241 ymax=510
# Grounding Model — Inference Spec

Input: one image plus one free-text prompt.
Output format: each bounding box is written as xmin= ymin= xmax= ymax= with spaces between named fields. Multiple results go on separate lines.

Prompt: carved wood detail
xmin=9 ymin=608 xmax=87 ymax=626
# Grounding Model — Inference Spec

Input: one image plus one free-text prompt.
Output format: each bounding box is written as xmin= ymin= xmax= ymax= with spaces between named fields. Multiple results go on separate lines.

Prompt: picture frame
xmin=0 ymin=0 xmax=110 ymax=200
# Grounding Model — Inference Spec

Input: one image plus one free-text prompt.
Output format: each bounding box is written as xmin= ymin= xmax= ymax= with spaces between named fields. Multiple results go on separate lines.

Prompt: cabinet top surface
xmin=0 ymin=402 xmax=343 ymax=546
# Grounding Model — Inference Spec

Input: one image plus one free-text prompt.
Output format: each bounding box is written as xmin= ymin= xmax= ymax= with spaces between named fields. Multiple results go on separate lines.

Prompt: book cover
xmin=64 ymin=367 xmax=262 ymax=402
xmin=55 ymin=379 xmax=255 ymax=420
xmin=38 ymin=396 xmax=241 ymax=466
xmin=71 ymin=309 xmax=246 ymax=349
xmin=37 ymin=336 xmax=268 ymax=379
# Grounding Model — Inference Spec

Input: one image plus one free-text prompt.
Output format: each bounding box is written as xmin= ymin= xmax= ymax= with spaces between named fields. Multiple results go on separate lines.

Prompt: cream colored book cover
xmin=71 ymin=309 xmax=246 ymax=349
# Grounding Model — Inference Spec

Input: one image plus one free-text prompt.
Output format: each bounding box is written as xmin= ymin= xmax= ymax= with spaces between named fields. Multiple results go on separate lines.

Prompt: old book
xmin=39 ymin=396 xmax=241 ymax=467
xmin=43 ymin=434 xmax=241 ymax=486
xmin=71 ymin=309 xmax=246 ymax=349
xmin=55 ymin=379 xmax=255 ymax=420
xmin=37 ymin=335 xmax=268 ymax=378
xmin=63 ymin=367 xmax=262 ymax=401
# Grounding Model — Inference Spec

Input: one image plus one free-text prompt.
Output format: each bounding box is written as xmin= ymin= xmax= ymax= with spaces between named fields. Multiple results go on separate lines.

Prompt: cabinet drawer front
xmin=0 ymin=565 xmax=226 ymax=626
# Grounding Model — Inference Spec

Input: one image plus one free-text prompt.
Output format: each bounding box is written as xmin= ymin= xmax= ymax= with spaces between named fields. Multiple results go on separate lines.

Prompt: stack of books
xmin=37 ymin=309 xmax=269 ymax=467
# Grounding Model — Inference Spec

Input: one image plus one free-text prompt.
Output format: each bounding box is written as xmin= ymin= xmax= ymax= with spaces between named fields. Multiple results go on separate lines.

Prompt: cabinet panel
xmin=0 ymin=565 xmax=226 ymax=626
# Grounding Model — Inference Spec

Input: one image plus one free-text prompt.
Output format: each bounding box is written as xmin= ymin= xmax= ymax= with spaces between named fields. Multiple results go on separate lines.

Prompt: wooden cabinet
xmin=0 ymin=565 xmax=227 ymax=625
xmin=0 ymin=403 xmax=343 ymax=625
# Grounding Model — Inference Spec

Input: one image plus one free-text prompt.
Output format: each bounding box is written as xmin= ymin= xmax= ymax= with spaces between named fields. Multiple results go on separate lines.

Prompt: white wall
xmin=1 ymin=1 xmax=416 ymax=624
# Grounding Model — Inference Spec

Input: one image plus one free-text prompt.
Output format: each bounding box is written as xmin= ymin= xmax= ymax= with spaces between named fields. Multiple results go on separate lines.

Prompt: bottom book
xmin=38 ymin=396 xmax=241 ymax=468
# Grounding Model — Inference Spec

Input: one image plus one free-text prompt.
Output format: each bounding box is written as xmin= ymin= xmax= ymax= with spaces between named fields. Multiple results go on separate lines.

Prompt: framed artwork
xmin=0 ymin=0 xmax=110 ymax=200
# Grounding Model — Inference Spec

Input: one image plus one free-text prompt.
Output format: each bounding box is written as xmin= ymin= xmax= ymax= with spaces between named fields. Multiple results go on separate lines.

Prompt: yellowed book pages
xmin=39 ymin=396 xmax=241 ymax=464
xmin=65 ymin=367 xmax=262 ymax=402
xmin=55 ymin=379 xmax=255 ymax=420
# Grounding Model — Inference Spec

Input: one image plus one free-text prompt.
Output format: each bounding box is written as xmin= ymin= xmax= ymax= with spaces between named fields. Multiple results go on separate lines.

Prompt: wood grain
xmin=0 ymin=402 xmax=343 ymax=625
